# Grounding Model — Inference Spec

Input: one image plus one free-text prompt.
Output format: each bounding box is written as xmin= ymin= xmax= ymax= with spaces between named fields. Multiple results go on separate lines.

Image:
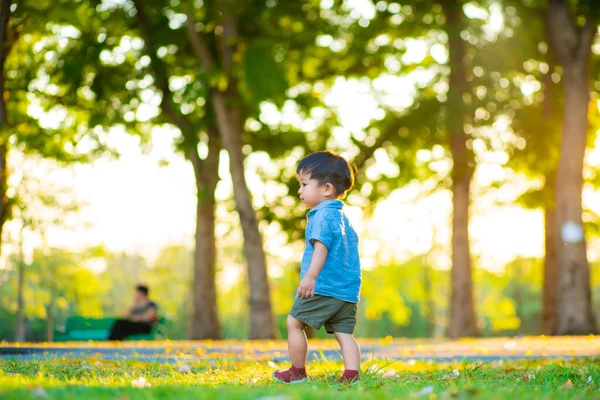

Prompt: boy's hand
xmin=297 ymin=277 xmax=316 ymax=299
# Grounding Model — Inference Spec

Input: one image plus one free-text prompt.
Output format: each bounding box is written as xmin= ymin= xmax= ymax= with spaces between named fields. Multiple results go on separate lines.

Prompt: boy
xmin=273 ymin=150 xmax=362 ymax=384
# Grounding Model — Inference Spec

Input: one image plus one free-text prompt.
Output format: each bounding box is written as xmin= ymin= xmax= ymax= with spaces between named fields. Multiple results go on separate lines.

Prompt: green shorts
xmin=290 ymin=295 xmax=358 ymax=334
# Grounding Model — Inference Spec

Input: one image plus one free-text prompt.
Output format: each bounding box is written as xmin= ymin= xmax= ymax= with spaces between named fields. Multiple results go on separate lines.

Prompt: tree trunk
xmin=423 ymin=260 xmax=435 ymax=338
xmin=541 ymin=52 xmax=558 ymax=335
xmin=15 ymin=227 xmax=26 ymax=342
xmin=15 ymin=259 xmax=25 ymax=342
xmin=46 ymin=300 xmax=54 ymax=342
xmin=189 ymin=127 xmax=221 ymax=339
xmin=185 ymin=8 xmax=276 ymax=339
xmin=213 ymin=95 xmax=276 ymax=339
xmin=0 ymin=0 xmax=12 ymax=258
xmin=546 ymin=0 xmax=597 ymax=335
xmin=442 ymin=0 xmax=479 ymax=339
xmin=542 ymin=205 xmax=558 ymax=334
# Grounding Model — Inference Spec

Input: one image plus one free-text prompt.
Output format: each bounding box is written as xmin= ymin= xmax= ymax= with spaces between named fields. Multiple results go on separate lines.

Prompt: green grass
xmin=1 ymin=356 xmax=599 ymax=399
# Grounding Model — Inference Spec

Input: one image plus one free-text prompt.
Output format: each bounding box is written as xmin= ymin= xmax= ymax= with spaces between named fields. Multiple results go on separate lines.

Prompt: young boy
xmin=273 ymin=150 xmax=362 ymax=384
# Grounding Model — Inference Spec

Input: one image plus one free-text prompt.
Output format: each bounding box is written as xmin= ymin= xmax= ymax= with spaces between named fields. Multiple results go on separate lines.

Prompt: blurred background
xmin=0 ymin=0 xmax=599 ymax=342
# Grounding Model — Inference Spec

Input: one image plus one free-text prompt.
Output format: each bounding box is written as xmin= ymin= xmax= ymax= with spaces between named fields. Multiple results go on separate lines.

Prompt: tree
xmin=1 ymin=0 xmax=118 ymax=329
xmin=0 ymin=0 xmax=11 ymax=250
xmin=128 ymin=0 xmax=222 ymax=339
xmin=87 ymin=0 xmax=337 ymax=339
xmin=546 ymin=0 xmax=598 ymax=334
xmin=135 ymin=0 xmax=349 ymax=338
xmin=331 ymin=0 xmax=488 ymax=337
xmin=9 ymin=154 xmax=83 ymax=341
xmin=183 ymin=2 xmax=276 ymax=339
xmin=440 ymin=0 xmax=478 ymax=338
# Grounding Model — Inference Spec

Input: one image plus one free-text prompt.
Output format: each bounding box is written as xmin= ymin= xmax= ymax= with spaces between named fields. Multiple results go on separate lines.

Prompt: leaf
xmin=243 ymin=40 xmax=287 ymax=103
xmin=560 ymin=379 xmax=573 ymax=390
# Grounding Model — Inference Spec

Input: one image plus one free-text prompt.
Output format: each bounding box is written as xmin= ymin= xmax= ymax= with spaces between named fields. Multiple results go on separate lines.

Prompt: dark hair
xmin=136 ymin=285 xmax=149 ymax=296
xmin=296 ymin=151 xmax=356 ymax=198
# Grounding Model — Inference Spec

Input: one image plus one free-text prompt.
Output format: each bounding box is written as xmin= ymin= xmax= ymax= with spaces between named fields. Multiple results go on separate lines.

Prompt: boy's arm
xmin=297 ymin=241 xmax=328 ymax=299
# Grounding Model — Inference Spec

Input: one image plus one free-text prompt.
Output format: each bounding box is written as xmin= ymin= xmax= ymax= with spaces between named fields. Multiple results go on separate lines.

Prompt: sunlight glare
xmin=402 ymin=39 xmax=428 ymax=64
xmin=463 ymin=3 xmax=488 ymax=20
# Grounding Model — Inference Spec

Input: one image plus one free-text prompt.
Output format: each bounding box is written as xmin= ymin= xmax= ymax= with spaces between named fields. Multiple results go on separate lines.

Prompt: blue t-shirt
xmin=300 ymin=199 xmax=361 ymax=303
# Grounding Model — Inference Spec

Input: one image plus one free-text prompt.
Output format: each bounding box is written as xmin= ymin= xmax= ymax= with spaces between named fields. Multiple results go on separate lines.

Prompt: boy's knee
xmin=287 ymin=315 xmax=305 ymax=331
xmin=334 ymin=332 xmax=355 ymax=343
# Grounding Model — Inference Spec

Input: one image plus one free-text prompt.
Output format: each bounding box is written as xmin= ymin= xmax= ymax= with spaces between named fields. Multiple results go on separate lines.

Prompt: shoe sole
xmin=272 ymin=372 xmax=309 ymax=384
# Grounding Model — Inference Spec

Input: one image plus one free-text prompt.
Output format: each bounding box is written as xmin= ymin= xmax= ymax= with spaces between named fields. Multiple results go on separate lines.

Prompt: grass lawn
xmin=1 ymin=355 xmax=599 ymax=399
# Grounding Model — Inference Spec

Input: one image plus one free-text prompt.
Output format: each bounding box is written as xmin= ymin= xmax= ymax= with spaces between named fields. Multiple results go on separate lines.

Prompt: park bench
xmin=53 ymin=316 xmax=166 ymax=342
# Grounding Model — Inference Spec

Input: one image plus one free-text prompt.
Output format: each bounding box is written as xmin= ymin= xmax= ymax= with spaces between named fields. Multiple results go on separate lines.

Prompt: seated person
xmin=108 ymin=284 xmax=158 ymax=341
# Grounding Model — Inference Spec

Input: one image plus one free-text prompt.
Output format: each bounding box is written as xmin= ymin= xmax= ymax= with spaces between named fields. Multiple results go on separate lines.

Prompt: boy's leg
xmin=325 ymin=301 xmax=360 ymax=382
xmin=273 ymin=315 xmax=309 ymax=383
xmin=334 ymin=332 xmax=361 ymax=371
xmin=287 ymin=315 xmax=308 ymax=368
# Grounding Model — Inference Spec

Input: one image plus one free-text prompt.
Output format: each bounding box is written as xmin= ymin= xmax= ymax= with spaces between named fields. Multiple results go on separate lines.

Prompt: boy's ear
xmin=323 ymin=183 xmax=336 ymax=197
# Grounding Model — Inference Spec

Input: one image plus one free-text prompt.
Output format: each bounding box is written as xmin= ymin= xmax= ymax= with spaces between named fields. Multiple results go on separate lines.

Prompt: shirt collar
xmin=307 ymin=199 xmax=343 ymax=217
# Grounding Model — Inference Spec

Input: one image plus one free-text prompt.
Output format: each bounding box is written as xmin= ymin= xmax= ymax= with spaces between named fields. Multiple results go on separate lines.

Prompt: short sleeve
xmin=309 ymin=211 xmax=334 ymax=249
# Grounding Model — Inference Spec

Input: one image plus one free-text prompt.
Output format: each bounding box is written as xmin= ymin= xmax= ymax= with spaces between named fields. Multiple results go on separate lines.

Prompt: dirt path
xmin=1 ymin=336 xmax=598 ymax=363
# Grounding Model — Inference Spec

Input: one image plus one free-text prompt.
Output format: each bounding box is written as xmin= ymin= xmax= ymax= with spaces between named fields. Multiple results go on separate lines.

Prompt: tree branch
xmin=577 ymin=20 xmax=596 ymax=61
xmin=0 ymin=0 xmax=12 ymax=125
xmin=132 ymin=0 xmax=204 ymax=173
xmin=185 ymin=7 xmax=216 ymax=70
xmin=218 ymin=2 xmax=237 ymax=73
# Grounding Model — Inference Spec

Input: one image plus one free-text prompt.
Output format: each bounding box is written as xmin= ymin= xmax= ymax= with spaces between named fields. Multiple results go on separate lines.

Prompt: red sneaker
xmin=273 ymin=365 xmax=308 ymax=384
xmin=337 ymin=370 xmax=359 ymax=383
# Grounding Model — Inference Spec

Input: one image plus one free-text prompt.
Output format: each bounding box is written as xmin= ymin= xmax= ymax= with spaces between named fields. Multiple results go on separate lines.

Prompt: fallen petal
xmin=412 ymin=386 xmax=434 ymax=397
xmin=132 ymin=377 xmax=151 ymax=388
xmin=178 ymin=364 xmax=191 ymax=373
xmin=383 ymin=369 xmax=397 ymax=378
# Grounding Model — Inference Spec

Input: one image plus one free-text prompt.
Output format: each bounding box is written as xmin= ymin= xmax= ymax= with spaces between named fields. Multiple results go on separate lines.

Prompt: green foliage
xmin=0 ymin=245 xmax=554 ymax=341
xmin=243 ymin=39 xmax=288 ymax=104
xmin=0 ymin=247 xmax=104 ymax=341
xmin=5 ymin=0 xmax=122 ymax=160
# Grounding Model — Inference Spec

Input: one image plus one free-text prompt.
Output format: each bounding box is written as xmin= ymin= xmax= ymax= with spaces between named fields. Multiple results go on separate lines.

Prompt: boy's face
xmin=297 ymin=172 xmax=335 ymax=209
